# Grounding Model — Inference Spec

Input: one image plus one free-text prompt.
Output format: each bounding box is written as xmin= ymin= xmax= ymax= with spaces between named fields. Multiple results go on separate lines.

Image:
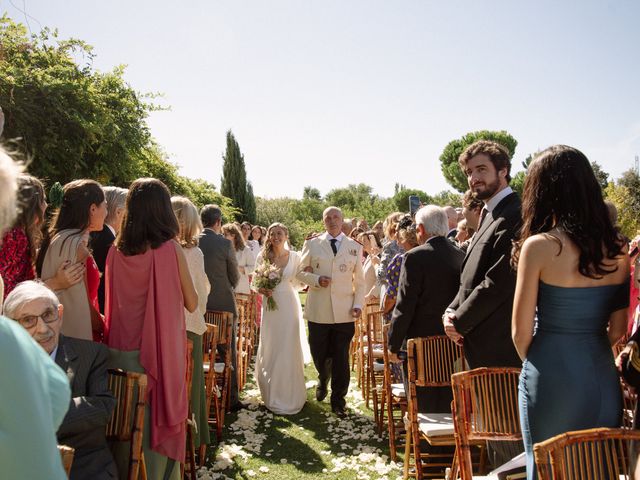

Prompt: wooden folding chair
xmin=204 ymin=310 xmax=233 ymax=439
xmin=106 ymin=369 xmax=148 ymax=480
xmin=382 ymin=323 xmax=407 ymax=461
xmin=366 ymin=309 xmax=386 ymax=423
xmin=534 ymin=427 xmax=640 ymax=480
xmin=202 ymin=323 xmax=219 ymax=450
xmin=452 ymin=367 xmax=521 ymax=480
xmin=621 ymin=378 xmax=638 ymax=430
xmin=235 ymin=293 xmax=255 ymax=390
xmin=354 ymin=299 xmax=379 ymax=385
xmin=58 ymin=445 xmax=75 ymax=477
xmin=405 ymin=336 xmax=465 ymax=480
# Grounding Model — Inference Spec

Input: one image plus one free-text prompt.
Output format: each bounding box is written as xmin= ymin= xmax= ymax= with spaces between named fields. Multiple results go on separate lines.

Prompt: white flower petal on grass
xmin=246 ymin=470 xmax=256 ymax=477
xmin=258 ymin=466 xmax=269 ymax=473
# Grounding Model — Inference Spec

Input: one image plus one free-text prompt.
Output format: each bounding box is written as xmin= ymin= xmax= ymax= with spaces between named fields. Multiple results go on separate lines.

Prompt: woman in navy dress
xmin=511 ymin=145 xmax=629 ymax=480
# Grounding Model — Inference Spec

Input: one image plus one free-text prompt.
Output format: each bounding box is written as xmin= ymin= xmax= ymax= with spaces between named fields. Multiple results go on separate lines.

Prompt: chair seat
xmin=417 ymin=413 xmax=455 ymax=437
xmin=373 ymin=362 xmax=385 ymax=372
xmin=204 ymin=362 xmax=226 ymax=374
xmin=391 ymin=383 xmax=406 ymax=398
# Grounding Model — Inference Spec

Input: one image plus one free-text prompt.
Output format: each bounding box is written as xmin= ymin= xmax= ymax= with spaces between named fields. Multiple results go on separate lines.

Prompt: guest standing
xmin=388 ymin=206 xmax=464 ymax=413
xmin=443 ymin=141 xmax=521 ymax=369
xmin=222 ymin=222 xmax=255 ymax=295
xmin=357 ymin=230 xmax=382 ymax=303
xmin=512 ymin=146 xmax=629 ymax=480
xmin=199 ymin=205 xmax=243 ymax=410
xmin=0 ymin=174 xmax=84 ymax=298
xmin=171 ymin=195 xmax=211 ymax=452
xmin=91 ymin=186 xmax=127 ymax=313
xmin=37 ymin=180 xmax=108 ymax=341
xmin=105 ymin=178 xmax=197 ymax=480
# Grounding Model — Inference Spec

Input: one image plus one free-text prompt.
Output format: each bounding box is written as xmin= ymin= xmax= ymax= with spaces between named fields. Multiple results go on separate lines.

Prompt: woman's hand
xmin=259 ymin=288 xmax=273 ymax=297
xmin=45 ymin=261 xmax=85 ymax=290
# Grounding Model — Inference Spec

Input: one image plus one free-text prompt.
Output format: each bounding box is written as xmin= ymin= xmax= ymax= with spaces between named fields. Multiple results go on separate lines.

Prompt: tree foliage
xmin=391 ymin=188 xmax=430 ymax=212
xmin=0 ymin=16 xmax=235 ymax=217
xmin=220 ymin=130 xmax=255 ymax=223
xmin=439 ymin=130 xmax=518 ymax=192
xmin=591 ymin=161 xmax=609 ymax=191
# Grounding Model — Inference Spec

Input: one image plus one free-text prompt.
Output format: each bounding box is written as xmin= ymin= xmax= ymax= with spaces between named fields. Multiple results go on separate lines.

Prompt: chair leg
xmin=404 ymin=428 xmax=412 ymax=480
xmin=199 ymin=444 xmax=207 ymax=467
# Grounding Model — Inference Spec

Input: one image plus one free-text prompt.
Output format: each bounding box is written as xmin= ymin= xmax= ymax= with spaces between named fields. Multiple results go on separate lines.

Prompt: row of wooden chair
xmin=398 ymin=335 xmax=640 ymax=480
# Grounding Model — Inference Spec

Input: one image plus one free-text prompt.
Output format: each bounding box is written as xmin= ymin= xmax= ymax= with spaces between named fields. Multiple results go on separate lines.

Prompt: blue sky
xmin=2 ymin=0 xmax=639 ymax=198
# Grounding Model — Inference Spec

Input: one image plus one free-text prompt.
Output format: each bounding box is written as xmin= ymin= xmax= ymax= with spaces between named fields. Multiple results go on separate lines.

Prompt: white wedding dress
xmin=254 ymin=250 xmax=311 ymax=414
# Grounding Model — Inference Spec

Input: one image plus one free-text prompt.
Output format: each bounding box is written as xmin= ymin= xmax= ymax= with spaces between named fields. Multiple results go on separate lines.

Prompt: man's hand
xmin=351 ymin=307 xmax=361 ymax=318
xmin=443 ymin=311 xmax=464 ymax=346
xmin=388 ymin=351 xmax=402 ymax=364
xmin=318 ymin=276 xmax=331 ymax=288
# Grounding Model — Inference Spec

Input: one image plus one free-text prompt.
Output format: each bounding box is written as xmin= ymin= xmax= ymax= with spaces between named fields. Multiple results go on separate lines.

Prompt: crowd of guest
xmin=0 ymin=135 xmax=638 ymax=480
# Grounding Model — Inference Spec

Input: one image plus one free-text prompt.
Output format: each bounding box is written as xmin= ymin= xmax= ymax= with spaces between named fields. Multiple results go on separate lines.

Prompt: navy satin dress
xmin=519 ymin=280 xmax=629 ymax=480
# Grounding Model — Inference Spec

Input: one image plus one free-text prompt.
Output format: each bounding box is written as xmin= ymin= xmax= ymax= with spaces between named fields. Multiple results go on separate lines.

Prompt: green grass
xmin=199 ymin=363 xmax=402 ymax=480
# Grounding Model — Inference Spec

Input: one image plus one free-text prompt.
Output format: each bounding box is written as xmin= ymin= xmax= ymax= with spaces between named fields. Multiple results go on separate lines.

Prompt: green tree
xmin=220 ymin=130 xmax=255 ymax=222
xmin=0 ymin=16 xmax=235 ymax=217
xmin=431 ymin=190 xmax=462 ymax=207
xmin=303 ymin=186 xmax=322 ymax=201
xmin=391 ymin=188 xmax=431 ymax=212
xmin=439 ymin=130 xmax=518 ymax=192
xmin=605 ymin=182 xmax=640 ymax=239
xmin=0 ymin=17 xmax=157 ymax=185
xmin=591 ymin=161 xmax=609 ymax=191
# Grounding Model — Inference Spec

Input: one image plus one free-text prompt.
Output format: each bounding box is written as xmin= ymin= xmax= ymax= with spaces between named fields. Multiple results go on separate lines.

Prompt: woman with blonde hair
xmin=171 ymin=196 xmax=211 ymax=453
xmin=376 ymin=212 xmax=405 ymax=305
xmin=222 ymin=222 xmax=255 ymax=294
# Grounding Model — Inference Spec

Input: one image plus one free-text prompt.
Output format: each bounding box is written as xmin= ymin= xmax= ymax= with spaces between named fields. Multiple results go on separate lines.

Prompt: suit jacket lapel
xmin=321 ymin=233 xmax=336 ymax=258
xmin=55 ymin=335 xmax=77 ymax=385
xmin=462 ymin=192 xmax=517 ymax=267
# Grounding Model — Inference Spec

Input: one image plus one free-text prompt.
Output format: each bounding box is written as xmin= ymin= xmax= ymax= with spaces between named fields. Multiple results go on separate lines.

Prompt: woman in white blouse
xmin=170 ymin=196 xmax=211 ymax=451
xmin=222 ymin=223 xmax=255 ymax=294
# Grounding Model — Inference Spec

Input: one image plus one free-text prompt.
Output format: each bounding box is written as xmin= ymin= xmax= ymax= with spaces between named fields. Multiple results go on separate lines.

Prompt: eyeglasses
xmin=17 ymin=309 xmax=59 ymax=330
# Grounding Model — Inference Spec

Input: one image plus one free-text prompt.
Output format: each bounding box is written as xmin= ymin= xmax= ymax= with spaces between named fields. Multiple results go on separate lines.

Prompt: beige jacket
xmin=297 ymin=232 xmax=365 ymax=324
xmin=41 ymin=230 xmax=93 ymax=340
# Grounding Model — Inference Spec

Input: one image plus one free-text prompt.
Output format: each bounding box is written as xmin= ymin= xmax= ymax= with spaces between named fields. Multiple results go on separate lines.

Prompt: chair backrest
xmin=106 ymin=369 xmax=147 ymax=480
xmin=533 ymin=427 xmax=640 ymax=480
xmin=202 ymin=323 xmax=218 ymax=365
xmin=367 ymin=309 xmax=385 ymax=345
xmin=452 ymin=367 xmax=521 ymax=480
xmin=407 ymin=336 xmax=465 ymax=388
xmin=620 ymin=378 xmax=638 ymax=429
xmin=204 ymin=310 xmax=233 ymax=348
xmin=58 ymin=445 xmax=74 ymax=477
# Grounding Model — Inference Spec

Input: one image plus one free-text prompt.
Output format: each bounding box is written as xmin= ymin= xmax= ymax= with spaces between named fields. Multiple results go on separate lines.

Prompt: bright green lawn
xmin=199 ymin=362 xmax=402 ymax=480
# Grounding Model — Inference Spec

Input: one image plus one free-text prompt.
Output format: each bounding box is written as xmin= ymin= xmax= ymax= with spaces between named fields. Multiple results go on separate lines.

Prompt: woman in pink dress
xmin=105 ymin=178 xmax=197 ymax=480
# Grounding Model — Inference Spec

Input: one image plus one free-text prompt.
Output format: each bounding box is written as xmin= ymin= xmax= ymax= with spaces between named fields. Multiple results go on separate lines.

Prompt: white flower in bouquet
xmin=251 ymin=260 xmax=282 ymax=311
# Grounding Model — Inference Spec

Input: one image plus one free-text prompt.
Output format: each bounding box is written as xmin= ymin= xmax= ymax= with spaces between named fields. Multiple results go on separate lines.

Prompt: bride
xmin=253 ymin=223 xmax=311 ymax=414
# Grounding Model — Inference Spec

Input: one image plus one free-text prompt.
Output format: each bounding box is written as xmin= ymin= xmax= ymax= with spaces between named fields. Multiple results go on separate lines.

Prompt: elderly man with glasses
xmin=4 ymin=281 xmax=117 ymax=480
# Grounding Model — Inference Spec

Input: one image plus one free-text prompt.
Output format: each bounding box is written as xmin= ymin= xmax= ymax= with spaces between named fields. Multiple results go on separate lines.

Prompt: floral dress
xmin=0 ymin=227 xmax=35 ymax=299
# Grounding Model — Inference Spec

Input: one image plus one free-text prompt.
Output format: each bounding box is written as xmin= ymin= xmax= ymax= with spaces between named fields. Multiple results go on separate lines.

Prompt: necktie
xmin=478 ymin=207 xmax=488 ymax=230
xmin=330 ymin=238 xmax=338 ymax=256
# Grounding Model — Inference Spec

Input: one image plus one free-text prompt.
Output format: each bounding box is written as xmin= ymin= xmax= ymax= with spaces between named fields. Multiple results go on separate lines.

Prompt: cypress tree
xmin=220 ymin=130 xmax=256 ymax=222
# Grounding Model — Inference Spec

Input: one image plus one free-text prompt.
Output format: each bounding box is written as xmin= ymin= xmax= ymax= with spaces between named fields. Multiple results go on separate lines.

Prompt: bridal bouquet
xmin=252 ymin=260 xmax=282 ymax=311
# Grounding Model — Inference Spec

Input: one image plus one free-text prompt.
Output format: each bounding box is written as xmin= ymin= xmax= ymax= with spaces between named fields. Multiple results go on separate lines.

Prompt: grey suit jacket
xmin=198 ymin=228 xmax=239 ymax=314
xmin=55 ymin=334 xmax=117 ymax=479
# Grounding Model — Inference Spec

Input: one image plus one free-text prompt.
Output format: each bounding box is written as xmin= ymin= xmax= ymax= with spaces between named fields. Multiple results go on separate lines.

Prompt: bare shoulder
xmin=521 ymin=233 xmax=559 ymax=256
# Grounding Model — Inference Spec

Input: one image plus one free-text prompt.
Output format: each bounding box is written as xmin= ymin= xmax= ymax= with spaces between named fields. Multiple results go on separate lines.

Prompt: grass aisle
xmin=198 ymin=362 xmax=403 ymax=480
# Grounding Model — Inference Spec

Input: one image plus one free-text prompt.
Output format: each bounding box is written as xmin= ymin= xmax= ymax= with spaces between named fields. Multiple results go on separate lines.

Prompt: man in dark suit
xmin=90 ymin=186 xmax=127 ymax=313
xmin=4 ymin=281 xmax=117 ymax=479
xmin=388 ymin=205 xmax=464 ymax=412
xmin=443 ymin=140 xmax=521 ymax=370
xmin=443 ymin=206 xmax=459 ymax=241
xmin=198 ymin=204 xmax=242 ymax=409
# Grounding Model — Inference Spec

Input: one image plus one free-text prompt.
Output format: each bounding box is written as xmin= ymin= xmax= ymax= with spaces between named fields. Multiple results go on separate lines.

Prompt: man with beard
xmin=443 ymin=140 xmax=521 ymax=369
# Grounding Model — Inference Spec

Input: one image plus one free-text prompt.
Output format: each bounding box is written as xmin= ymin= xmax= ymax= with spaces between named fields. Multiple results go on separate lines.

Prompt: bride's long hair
xmin=263 ymin=222 xmax=289 ymax=262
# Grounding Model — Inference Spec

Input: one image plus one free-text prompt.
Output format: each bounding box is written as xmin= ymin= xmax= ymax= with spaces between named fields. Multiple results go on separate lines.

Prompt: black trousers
xmin=308 ymin=321 xmax=355 ymax=409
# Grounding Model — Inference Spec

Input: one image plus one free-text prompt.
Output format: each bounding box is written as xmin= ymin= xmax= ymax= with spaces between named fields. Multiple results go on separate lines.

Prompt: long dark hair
xmin=512 ymin=145 xmax=624 ymax=278
xmin=14 ymin=174 xmax=46 ymax=263
xmin=116 ymin=178 xmax=178 ymax=256
xmin=36 ymin=179 xmax=104 ymax=275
